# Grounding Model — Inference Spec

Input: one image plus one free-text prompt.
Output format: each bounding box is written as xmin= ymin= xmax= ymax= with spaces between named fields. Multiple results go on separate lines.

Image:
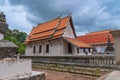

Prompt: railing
xmin=20 ymin=55 xmax=115 ymax=68
xmin=92 ymin=52 xmax=115 ymax=54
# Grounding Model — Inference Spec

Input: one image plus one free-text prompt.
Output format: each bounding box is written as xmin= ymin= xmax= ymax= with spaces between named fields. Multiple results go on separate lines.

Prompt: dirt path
xmin=33 ymin=68 xmax=97 ymax=80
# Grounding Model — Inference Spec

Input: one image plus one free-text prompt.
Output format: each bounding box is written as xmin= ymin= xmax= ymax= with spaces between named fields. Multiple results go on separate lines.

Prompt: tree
xmin=4 ymin=29 xmax=27 ymax=54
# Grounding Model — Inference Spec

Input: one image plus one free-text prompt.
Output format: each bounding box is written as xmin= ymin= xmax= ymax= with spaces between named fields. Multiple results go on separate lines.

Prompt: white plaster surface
xmin=97 ymin=70 xmax=120 ymax=80
xmin=0 ymin=59 xmax=32 ymax=79
xmin=17 ymin=71 xmax=44 ymax=79
xmin=25 ymin=39 xmax=64 ymax=56
xmin=0 ymin=33 xmax=4 ymax=40
xmin=105 ymin=70 xmax=120 ymax=80
xmin=1 ymin=71 xmax=44 ymax=80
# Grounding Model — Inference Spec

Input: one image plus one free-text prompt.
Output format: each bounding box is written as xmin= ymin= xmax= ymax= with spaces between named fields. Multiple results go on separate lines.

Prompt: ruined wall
xmin=0 ymin=12 xmax=8 ymax=34
xmin=0 ymin=47 xmax=17 ymax=59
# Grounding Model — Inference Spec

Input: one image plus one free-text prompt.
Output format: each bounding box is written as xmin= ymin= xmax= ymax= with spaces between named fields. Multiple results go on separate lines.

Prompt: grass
xmin=32 ymin=63 xmax=111 ymax=77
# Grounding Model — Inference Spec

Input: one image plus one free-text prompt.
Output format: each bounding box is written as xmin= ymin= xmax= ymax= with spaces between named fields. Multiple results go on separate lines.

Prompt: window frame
xmin=33 ymin=46 xmax=36 ymax=53
xmin=77 ymin=48 xmax=79 ymax=53
xmin=68 ymin=43 xmax=72 ymax=54
xmin=39 ymin=45 xmax=42 ymax=53
xmin=46 ymin=44 xmax=49 ymax=53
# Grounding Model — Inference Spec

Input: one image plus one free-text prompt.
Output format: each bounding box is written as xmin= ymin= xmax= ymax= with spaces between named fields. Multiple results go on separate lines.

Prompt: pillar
xmin=111 ymin=30 xmax=120 ymax=65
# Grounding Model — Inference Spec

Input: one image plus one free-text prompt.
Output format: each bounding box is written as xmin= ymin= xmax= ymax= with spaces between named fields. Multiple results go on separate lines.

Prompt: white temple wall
xmin=25 ymin=39 xmax=65 ymax=56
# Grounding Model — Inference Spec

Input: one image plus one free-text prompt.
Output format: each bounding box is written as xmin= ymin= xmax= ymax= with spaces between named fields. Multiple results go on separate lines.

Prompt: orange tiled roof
xmin=31 ymin=30 xmax=54 ymax=39
xmin=53 ymin=29 xmax=64 ymax=37
xmin=63 ymin=37 xmax=92 ymax=48
xmin=57 ymin=16 xmax=69 ymax=30
xmin=77 ymin=30 xmax=113 ymax=45
xmin=33 ymin=18 xmax=60 ymax=34
xmin=24 ymin=16 xmax=70 ymax=44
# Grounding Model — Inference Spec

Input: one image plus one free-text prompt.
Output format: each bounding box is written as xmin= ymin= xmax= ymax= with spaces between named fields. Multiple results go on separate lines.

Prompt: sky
xmin=0 ymin=0 xmax=120 ymax=35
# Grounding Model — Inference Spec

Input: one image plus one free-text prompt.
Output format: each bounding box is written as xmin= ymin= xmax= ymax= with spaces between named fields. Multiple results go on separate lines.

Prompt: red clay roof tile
xmin=57 ymin=16 xmax=69 ymax=30
xmin=31 ymin=30 xmax=54 ymax=39
xmin=33 ymin=18 xmax=60 ymax=34
xmin=63 ymin=37 xmax=92 ymax=48
xmin=77 ymin=30 xmax=113 ymax=45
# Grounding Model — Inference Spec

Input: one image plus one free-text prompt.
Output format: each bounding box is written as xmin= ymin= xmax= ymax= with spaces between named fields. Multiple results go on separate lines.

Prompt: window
xmin=68 ymin=43 xmax=72 ymax=53
xmin=80 ymin=48 xmax=83 ymax=53
xmin=39 ymin=45 xmax=42 ymax=53
xmin=46 ymin=44 xmax=49 ymax=53
xmin=100 ymin=46 xmax=105 ymax=52
xmin=88 ymin=48 xmax=91 ymax=53
xmin=85 ymin=49 xmax=89 ymax=53
xmin=77 ymin=48 xmax=79 ymax=53
xmin=83 ymin=48 xmax=85 ymax=53
xmin=33 ymin=46 xmax=36 ymax=53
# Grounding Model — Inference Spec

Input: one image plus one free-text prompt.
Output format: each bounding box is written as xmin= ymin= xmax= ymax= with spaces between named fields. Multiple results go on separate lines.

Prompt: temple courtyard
xmin=33 ymin=68 xmax=97 ymax=80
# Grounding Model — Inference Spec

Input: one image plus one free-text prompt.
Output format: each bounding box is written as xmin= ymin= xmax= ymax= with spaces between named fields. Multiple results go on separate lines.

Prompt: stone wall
xmin=0 ymin=47 xmax=17 ymax=59
xmin=20 ymin=55 xmax=115 ymax=68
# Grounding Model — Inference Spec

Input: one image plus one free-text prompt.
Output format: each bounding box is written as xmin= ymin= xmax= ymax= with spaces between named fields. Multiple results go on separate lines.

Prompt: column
xmin=111 ymin=30 xmax=120 ymax=65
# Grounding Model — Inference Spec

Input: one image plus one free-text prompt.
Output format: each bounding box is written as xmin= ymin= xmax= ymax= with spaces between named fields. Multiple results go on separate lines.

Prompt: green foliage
xmin=17 ymin=43 xmax=26 ymax=54
xmin=4 ymin=29 xmax=27 ymax=54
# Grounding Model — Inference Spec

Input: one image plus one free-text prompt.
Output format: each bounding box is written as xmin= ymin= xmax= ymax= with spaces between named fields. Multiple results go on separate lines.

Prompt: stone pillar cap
xmin=110 ymin=30 xmax=120 ymax=37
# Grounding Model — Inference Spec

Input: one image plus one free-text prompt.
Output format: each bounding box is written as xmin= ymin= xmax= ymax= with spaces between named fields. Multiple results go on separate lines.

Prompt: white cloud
xmin=1 ymin=0 xmax=120 ymax=35
xmin=0 ymin=0 xmax=37 ymax=34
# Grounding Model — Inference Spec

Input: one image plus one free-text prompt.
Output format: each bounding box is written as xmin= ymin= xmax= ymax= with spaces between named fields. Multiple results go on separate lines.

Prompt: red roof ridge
xmin=36 ymin=15 xmax=70 ymax=26
xmin=37 ymin=16 xmax=60 ymax=26
xmin=50 ymin=16 xmax=70 ymax=39
xmin=33 ymin=28 xmax=55 ymax=35
xmin=50 ymin=18 xmax=62 ymax=38
xmin=87 ymin=30 xmax=112 ymax=35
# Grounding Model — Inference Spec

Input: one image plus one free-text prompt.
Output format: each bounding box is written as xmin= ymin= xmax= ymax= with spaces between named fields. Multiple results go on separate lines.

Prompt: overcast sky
xmin=0 ymin=0 xmax=120 ymax=35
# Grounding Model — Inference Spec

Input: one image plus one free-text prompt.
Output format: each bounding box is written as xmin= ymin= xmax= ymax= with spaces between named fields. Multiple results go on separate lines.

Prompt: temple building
xmin=77 ymin=30 xmax=114 ymax=53
xmin=24 ymin=16 xmax=92 ymax=56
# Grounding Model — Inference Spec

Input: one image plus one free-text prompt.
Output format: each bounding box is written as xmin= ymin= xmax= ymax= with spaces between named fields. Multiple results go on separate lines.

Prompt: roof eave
xmin=62 ymin=37 xmax=92 ymax=48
